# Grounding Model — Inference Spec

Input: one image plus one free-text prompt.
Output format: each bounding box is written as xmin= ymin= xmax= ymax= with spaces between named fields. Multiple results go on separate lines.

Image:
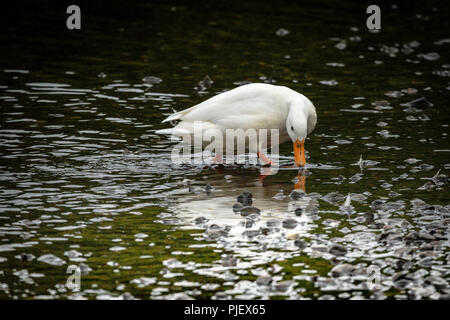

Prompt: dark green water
xmin=0 ymin=1 xmax=449 ymax=299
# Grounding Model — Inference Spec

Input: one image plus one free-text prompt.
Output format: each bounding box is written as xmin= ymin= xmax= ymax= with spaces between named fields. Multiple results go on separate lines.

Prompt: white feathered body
xmin=157 ymin=83 xmax=316 ymax=153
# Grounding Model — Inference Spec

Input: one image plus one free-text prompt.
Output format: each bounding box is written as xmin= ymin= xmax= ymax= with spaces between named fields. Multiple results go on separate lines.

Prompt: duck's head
xmin=286 ymin=98 xmax=316 ymax=167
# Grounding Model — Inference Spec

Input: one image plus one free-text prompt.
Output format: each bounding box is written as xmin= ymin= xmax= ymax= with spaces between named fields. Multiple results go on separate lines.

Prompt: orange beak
xmin=293 ymin=139 xmax=306 ymax=167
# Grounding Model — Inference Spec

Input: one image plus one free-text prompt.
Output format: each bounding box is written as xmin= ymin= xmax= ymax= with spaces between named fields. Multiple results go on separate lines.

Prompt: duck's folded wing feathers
xmin=163 ymin=84 xmax=287 ymax=129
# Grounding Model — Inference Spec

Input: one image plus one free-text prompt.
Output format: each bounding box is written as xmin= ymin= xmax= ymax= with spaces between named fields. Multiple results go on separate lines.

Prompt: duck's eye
xmin=291 ymin=126 xmax=294 ymax=131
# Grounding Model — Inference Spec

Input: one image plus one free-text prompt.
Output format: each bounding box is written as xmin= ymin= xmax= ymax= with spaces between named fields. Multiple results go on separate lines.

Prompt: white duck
xmin=156 ymin=83 xmax=317 ymax=167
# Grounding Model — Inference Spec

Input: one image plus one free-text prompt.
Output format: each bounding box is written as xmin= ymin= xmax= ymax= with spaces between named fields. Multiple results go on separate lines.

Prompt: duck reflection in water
xmin=258 ymin=166 xmax=307 ymax=192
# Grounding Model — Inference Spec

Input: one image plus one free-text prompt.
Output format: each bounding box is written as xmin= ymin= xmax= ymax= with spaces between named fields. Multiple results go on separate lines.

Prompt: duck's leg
xmin=257 ymin=151 xmax=273 ymax=166
xmin=257 ymin=166 xmax=274 ymax=185
xmin=212 ymin=153 xmax=223 ymax=164
xmin=257 ymin=174 xmax=267 ymax=185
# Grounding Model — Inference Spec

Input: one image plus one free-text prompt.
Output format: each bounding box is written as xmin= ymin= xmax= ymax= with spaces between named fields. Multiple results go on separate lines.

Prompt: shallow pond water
xmin=0 ymin=1 xmax=449 ymax=299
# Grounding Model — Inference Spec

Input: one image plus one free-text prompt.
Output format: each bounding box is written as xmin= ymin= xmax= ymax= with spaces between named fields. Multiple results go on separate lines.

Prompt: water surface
xmin=0 ymin=1 xmax=449 ymax=299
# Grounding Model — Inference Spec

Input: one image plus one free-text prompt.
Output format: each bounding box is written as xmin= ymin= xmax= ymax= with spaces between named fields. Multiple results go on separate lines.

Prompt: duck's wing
xmin=162 ymin=84 xmax=287 ymax=129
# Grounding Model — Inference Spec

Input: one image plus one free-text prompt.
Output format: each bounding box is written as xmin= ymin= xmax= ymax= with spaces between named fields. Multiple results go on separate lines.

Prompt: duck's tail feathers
xmin=162 ymin=112 xmax=183 ymax=123
xmin=162 ymin=105 xmax=195 ymax=123
xmin=155 ymin=128 xmax=191 ymax=136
